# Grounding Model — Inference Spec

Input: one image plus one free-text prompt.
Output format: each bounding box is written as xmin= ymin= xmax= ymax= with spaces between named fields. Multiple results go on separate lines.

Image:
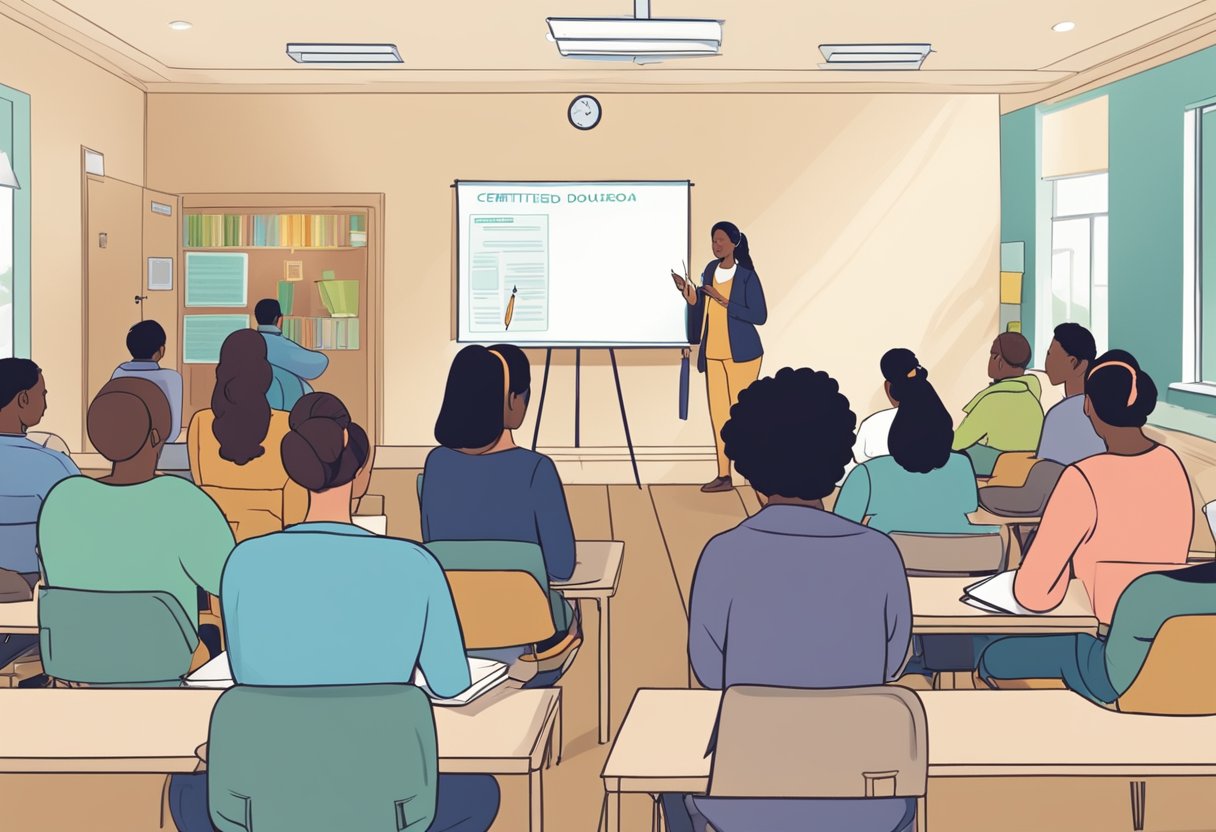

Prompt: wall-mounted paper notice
xmin=183 ymin=315 xmax=249 ymax=364
xmin=1007 ymin=321 xmax=1023 ymax=334
xmin=186 ymin=252 xmax=248 ymax=307
xmin=1000 ymin=241 xmax=1025 ymax=273
xmin=1000 ymin=271 xmax=1023 ymax=305
xmin=148 ymin=257 xmax=173 ymax=291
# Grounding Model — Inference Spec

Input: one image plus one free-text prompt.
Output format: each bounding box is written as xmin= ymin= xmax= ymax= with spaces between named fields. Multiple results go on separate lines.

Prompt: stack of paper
xmin=961 ymin=571 xmax=1049 ymax=616
xmin=414 ymin=658 xmax=509 ymax=706
xmin=183 ymin=653 xmax=509 ymax=706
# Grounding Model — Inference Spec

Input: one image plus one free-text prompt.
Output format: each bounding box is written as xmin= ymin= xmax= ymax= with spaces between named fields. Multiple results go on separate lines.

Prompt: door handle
xmin=134 ymin=295 xmax=148 ymax=305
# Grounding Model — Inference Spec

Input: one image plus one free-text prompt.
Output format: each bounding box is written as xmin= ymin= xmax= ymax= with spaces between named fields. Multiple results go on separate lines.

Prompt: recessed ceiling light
xmin=169 ymin=20 xmax=192 ymax=31
xmin=1052 ymin=21 xmax=1076 ymax=33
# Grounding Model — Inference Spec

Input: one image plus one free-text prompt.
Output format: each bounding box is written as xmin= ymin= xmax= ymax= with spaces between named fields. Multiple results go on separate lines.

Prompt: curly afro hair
xmin=720 ymin=366 xmax=857 ymax=500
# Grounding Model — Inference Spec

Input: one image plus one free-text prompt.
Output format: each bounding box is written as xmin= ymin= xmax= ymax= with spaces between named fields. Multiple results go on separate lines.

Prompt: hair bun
xmin=293 ymin=417 xmax=345 ymax=464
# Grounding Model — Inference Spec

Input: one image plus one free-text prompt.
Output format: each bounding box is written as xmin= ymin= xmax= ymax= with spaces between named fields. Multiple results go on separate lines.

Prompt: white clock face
xmin=569 ymin=95 xmax=601 ymax=130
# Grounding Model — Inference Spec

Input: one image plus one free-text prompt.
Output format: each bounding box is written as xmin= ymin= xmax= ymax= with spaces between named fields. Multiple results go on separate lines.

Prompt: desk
xmin=0 ymin=597 xmax=36 ymax=635
xmin=602 ymin=689 xmax=1216 ymax=832
xmin=553 ymin=540 xmax=625 ymax=744
xmin=910 ymin=577 xmax=1099 ymax=636
xmin=0 ymin=686 xmax=561 ymax=831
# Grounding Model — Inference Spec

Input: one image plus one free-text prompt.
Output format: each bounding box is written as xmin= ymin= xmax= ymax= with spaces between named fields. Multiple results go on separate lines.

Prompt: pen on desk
xmin=504 ymin=285 xmax=517 ymax=331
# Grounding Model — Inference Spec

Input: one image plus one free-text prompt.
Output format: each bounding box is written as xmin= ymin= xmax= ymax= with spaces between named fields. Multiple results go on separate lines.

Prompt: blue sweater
xmin=420 ymin=446 xmax=576 ymax=582
xmin=221 ymin=522 xmax=470 ymax=697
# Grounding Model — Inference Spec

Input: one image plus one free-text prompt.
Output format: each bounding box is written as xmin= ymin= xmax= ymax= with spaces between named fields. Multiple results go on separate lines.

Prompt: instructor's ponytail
xmin=711 ymin=221 xmax=755 ymax=271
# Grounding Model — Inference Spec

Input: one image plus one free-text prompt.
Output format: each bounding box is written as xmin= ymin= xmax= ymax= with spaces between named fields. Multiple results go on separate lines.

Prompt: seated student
xmin=169 ymin=393 xmax=498 ymax=832
xmin=0 ymin=359 xmax=79 ymax=584
xmin=38 ymin=378 xmax=234 ymax=651
xmin=952 ymin=332 xmax=1044 ymax=477
xmin=981 ymin=323 xmax=1106 ymax=514
xmin=836 ymin=353 xmax=995 ymax=535
xmin=980 ymin=561 xmax=1216 ymax=704
xmin=255 ymin=298 xmax=329 ymax=412
xmin=421 ymin=344 xmax=578 ymax=685
xmin=0 ymin=359 xmax=79 ymax=671
xmin=111 ymin=320 xmax=183 ymax=443
xmin=663 ymin=367 xmax=914 ymax=832
xmin=187 ymin=328 xmax=307 ymax=542
xmin=1004 ymin=350 xmax=1191 ymax=626
xmin=853 ymin=348 xmax=915 ymax=464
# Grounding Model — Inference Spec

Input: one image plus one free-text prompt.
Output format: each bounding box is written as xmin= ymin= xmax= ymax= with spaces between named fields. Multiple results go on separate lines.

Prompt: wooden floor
xmin=6 ymin=472 xmax=1216 ymax=830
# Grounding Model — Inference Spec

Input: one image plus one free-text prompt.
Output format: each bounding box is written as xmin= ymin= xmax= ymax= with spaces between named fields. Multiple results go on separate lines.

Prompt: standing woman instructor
xmin=672 ymin=221 xmax=767 ymax=493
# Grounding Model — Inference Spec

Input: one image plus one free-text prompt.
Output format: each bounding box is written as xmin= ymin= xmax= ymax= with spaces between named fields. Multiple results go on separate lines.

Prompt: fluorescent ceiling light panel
xmin=546 ymin=17 xmax=723 ymax=60
xmin=818 ymin=43 xmax=932 ymax=70
xmin=286 ymin=43 xmax=402 ymax=64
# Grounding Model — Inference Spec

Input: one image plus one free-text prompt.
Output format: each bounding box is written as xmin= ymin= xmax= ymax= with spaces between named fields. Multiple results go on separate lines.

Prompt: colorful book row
xmin=282 ymin=316 xmax=361 ymax=351
xmin=185 ymin=214 xmax=368 ymax=249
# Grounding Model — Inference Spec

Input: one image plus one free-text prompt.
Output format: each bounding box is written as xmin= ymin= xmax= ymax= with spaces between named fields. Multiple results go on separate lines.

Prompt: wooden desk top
xmin=0 ymin=597 xmax=37 ymax=635
xmin=910 ymin=577 xmax=1099 ymax=635
xmin=969 ymin=510 xmax=1041 ymax=527
xmin=553 ymin=540 xmax=624 ymax=599
xmin=604 ymin=688 xmax=1216 ymax=793
xmin=0 ymin=686 xmax=560 ymax=775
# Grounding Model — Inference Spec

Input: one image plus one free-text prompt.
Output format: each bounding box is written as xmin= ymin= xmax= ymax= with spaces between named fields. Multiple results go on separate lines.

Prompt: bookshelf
xmin=179 ymin=197 xmax=381 ymax=442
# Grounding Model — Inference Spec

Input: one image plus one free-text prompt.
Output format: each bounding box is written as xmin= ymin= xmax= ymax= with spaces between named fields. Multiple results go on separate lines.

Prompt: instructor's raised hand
xmin=671 ymin=270 xmax=698 ymax=306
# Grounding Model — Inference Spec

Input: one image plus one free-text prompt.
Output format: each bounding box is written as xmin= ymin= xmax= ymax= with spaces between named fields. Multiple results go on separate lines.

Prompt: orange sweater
xmin=1013 ymin=445 xmax=1193 ymax=624
xmin=187 ymin=409 xmax=308 ymax=543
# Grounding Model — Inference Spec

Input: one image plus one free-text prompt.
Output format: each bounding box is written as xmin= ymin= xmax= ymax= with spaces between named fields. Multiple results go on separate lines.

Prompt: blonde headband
xmin=906 ymin=368 xmax=918 ymax=379
xmin=487 ymin=349 xmax=510 ymax=400
xmin=1088 ymin=360 xmax=1138 ymax=406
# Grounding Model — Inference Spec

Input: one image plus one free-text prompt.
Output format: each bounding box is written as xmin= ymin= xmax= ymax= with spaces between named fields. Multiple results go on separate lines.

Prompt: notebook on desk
xmin=184 ymin=653 xmax=509 ymax=706
xmin=962 ymin=570 xmax=1050 ymax=616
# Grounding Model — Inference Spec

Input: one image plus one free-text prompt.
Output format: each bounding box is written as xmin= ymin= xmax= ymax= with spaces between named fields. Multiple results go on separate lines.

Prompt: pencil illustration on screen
xmin=504 ymin=285 xmax=517 ymax=330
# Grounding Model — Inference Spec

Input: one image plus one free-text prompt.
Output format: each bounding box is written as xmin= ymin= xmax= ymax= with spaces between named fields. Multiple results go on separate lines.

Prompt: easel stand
xmin=531 ymin=347 xmax=642 ymax=489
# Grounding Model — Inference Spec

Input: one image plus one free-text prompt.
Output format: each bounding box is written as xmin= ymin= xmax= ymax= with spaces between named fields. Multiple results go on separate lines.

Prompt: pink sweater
xmin=1013 ymin=445 xmax=1193 ymax=624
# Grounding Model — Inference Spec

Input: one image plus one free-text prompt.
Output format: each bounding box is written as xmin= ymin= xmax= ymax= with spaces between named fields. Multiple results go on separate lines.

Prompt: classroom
xmin=4 ymin=2 xmax=1216 ymax=830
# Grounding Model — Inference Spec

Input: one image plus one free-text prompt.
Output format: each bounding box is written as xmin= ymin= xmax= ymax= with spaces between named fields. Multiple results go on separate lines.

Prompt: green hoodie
xmin=952 ymin=374 xmax=1044 ymax=456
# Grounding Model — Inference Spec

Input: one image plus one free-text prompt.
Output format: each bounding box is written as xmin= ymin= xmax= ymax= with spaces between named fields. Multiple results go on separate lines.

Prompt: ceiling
xmin=6 ymin=0 xmax=1216 ymax=99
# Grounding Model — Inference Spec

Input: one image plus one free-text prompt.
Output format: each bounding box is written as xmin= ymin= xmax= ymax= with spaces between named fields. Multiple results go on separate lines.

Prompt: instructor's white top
xmin=854 ymin=407 xmax=897 ymax=464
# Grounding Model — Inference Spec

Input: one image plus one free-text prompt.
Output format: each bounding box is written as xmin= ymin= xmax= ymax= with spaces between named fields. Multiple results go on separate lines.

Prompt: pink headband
xmin=1088 ymin=360 xmax=1138 ymax=406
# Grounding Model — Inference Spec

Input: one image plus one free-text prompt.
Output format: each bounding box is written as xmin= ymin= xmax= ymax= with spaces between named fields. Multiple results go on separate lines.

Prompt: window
xmin=1182 ymin=105 xmax=1216 ymax=387
xmin=1044 ymin=173 xmax=1108 ymax=356
xmin=0 ymin=83 xmax=29 ymax=360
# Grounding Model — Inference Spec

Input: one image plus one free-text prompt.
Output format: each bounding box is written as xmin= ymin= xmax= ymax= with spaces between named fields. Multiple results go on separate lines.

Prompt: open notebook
xmin=962 ymin=570 xmax=1051 ymax=616
xmin=185 ymin=653 xmax=509 ymax=706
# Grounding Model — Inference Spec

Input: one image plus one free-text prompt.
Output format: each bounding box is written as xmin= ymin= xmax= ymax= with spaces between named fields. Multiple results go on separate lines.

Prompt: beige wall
xmin=0 ymin=15 xmax=145 ymax=448
xmin=146 ymin=92 xmax=1000 ymax=450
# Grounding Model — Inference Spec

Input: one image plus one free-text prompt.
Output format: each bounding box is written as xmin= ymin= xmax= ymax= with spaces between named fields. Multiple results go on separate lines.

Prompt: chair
xmin=705 ymin=685 xmax=927 ymax=831
xmin=208 ymin=684 xmax=438 ymax=832
xmin=38 ymin=587 xmax=198 ymax=687
xmin=424 ymin=540 xmax=580 ymax=674
xmin=1116 ymin=614 xmax=1216 ymax=715
xmin=888 ymin=532 xmax=1006 ymax=577
xmin=0 ymin=568 xmax=34 ymax=603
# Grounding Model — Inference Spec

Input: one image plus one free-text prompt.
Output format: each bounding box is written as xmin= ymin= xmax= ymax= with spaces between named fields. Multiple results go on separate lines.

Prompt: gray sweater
xmin=688 ymin=505 xmax=915 ymax=832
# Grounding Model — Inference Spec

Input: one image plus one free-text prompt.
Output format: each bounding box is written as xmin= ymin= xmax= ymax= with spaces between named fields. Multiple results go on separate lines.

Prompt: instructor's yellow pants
xmin=706 ymin=357 xmax=763 ymax=478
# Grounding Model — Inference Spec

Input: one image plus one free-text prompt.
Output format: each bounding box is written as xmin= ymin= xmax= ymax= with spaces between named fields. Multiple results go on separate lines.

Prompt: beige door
xmin=84 ymin=176 xmax=143 ymax=450
xmin=141 ymin=189 xmax=182 ymax=435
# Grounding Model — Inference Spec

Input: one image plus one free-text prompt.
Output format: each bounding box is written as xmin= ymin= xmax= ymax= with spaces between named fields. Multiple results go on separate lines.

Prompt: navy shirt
xmin=421 ymin=446 xmax=576 ymax=582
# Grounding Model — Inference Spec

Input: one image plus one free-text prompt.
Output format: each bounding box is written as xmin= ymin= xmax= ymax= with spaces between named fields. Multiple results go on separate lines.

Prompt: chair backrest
xmin=424 ymin=540 xmax=561 ymax=649
xmin=708 ymin=685 xmax=928 ymax=799
xmin=208 ymin=684 xmax=437 ymax=832
xmin=0 ymin=568 xmax=34 ymax=603
xmin=38 ymin=587 xmax=198 ymax=686
xmin=1118 ymin=614 xmax=1216 ymax=715
xmin=889 ymin=532 xmax=1006 ymax=577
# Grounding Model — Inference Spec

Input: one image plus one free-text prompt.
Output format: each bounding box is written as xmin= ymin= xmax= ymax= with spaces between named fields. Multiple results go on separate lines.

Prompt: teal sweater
xmin=835 ymin=453 xmax=996 ymax=535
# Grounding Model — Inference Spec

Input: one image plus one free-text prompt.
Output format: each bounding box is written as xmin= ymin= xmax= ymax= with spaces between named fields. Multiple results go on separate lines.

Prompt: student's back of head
xmin=126 ymin=320 xmax=167 ymax=361
xmin=211 ymin=329 xmax=273 ymax=465
xmin=1085 ymin=349 xmax=1158 ymax=429
xmin=883 ymin=351 xmax=953 ymax=474
xmin=254 ymin=299 xmax=282 ymax=327
xmin=281 ymin=392 xmax=371 ymax=494
xmin=434 ymin=344 xmax=531 ymax=450
xmin=88 ymin=377 xmax=171 ymax=468
xmin=0 ymin=357 xmax=45 ymax=431
xmin=720 ymin=367 xmax=856 ymax=499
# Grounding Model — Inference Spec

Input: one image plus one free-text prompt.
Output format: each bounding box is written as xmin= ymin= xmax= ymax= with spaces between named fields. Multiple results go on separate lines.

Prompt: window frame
xmin=0 ymin=82 xmax=31 ymax=360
